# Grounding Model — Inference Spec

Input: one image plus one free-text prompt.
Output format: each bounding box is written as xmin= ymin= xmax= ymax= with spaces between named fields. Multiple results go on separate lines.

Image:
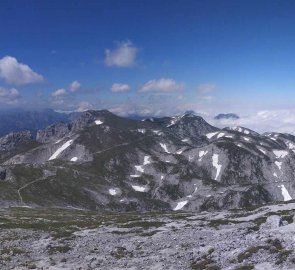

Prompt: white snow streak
xmin=143 ymin=156 xmax=151 ymax=165
xmin=273 ymin=150 xmax=288 ymax=159
xmin=132 ymin=185 xmax=147 ymax=192
xmin=130 ymin=174 xmax=141 ymax=178
xmin=257 ymin=147 xmax=266 ymax=155
xmin=95 ymin=120 xmax=103 ymax=125
xmin=173 ymin=200 xmax=188 ymax=211
xmin=217 ymin=132 xmax=225 ymax=139
xmin=275 ymin=161 xmax=282 ymax=170
xmin=278 ymin=184 xmax=292 ymax=201
xmin=49 ymin=139 xmax=73 ymax=160
xmin=109 ymin=188 xmax=118 ymax=196
xmin=212 ymin=154 xmax=222 ymax=181
xmin=135 ymin=165 xmax=144 ymax=173
xmin=152 ymin=130 xmax=162 ymax=135
xmin=199 ymin=150 xmax=208 ymax=160
xmin=70 ymin=157 xmax=78 ymax=162
xmin=160 ymin=143 xmax=170 ymax=153
xmin=137 ymin=129 xmax=146 ymax=134
xmin=206 ymin=132 xmax=218 ymax=139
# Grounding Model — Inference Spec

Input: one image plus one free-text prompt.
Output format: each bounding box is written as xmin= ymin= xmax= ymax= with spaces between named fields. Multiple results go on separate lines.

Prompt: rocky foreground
xmin=1 ymin=202 xmax=295 ymax=269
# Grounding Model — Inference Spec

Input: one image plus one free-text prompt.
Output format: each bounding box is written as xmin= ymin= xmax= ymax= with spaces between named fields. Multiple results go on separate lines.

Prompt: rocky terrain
xmin=1 ymin=202 xmax=295 ymax=269
xmin=1 ymin=109 xmax=295 ymax=268
xmin=0 ymin=109 xmax=295 ymax=212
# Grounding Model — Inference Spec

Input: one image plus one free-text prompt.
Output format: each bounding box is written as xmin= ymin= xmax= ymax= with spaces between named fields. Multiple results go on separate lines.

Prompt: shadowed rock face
xmin=0 ymin=131 xmax=32 ymax=151
xmin=0 ymin=110 xmax=295 ymax=212
xmin=0 ymin=167 xmax=6 ymax=180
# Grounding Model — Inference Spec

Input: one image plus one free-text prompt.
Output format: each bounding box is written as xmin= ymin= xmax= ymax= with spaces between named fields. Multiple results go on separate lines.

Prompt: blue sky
xmin=1 ymin=0 xmax=295 ymax=132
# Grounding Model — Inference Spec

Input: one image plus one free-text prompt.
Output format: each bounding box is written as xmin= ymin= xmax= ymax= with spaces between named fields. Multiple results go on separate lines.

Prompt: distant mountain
xmin=0 ymin=110 xmax=295 ymax=212
xmin=0 ymin=109 xmax=78 ymax=137
xmin=214 ymin=113 xmax=240 ymax=120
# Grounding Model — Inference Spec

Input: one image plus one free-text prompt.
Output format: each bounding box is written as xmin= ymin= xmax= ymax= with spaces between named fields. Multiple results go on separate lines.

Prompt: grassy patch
xmin=110 ymin=246 xmax=134 ymax=259
xmin=234 ymin=265 xmax=254 ymax=270
xmin=237 ymin=246 xmax=269 ymax=263
xmin=47 ymin=245 xmax=72 ymax=255
xmin=275 ymin=249 xmax=293 ymax=265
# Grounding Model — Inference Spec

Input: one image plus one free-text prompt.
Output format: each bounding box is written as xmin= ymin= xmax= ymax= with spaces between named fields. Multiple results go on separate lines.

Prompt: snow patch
xmin=176 ymin=148 xmax=185 ymax=155
xmin=278 ymin=184 xmax=292 ymax=201
xmin=286 ymin=141 xmax=295 ymax=151
xmin=181 ymin=138 xmax=189 ymax=142
xmin=273 ymin=150 xmax=288 ymax=159
xmin=49 ymin=139 xmax=73 ymax=161
xmin=109 ymin=188 xmax=119 ymax=196
xmin=206 ymin=132 xmax=218 ymax=139
xmin=152 ymin=130 xmax=162 ymax=135
xmin=217 ymin=132 xmax=225 ymax=139
xmin=160 ymin=143 xmax=170 ymax=153
xmin=132 ymin=185 xmax=147 ymax=192
xmin=135 ymin=165 xmax=144 ymax=173
xmin=143 ymin=156 xmax=151 ymax=165
xmin=242 ymin=136 xmax=250 ymax=142
xmin=173 ymin=200 xmax=188 ymax=211
xmin=137 ymin=129 xmax=146 ymax=134
xmin=198 ymin=150 xmax=208 ymax=161
xmin=199 ymin=151 xmax=208 ymax=158
xmin=130 ymin=174 xmax=141 ymax=178
xmin=167 ymin=117 xmax=179 ymax=127
xmin=70 ymin=157 xmax=78 ymax=162
xmin=212 ymin=154 xmax=222 ymax=181
xmin=95 ymin=120 xmax=103 ymax=125
xmin=257 ymin=147 xmax=266 ymax=155
xmin=275 ymin=161 xmax=282 ymax=170
xmin=225 ymin=135 xmax=234 ymax=139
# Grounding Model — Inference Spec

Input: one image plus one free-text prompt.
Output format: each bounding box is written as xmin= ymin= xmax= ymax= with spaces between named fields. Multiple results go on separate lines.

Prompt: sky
xmin=1 ymin=0 xmax=295 ymax=133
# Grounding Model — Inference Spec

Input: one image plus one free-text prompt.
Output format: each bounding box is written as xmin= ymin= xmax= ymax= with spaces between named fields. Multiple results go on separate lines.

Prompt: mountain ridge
xmin=0 ymin=109 xmax=294 ymax=212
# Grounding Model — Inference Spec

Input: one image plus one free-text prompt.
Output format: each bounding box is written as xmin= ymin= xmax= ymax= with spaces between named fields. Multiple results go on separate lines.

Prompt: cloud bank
xmin=0 ymin=56 xmax=44 ymax=85
xmin=139 ymin=78 xmax=184 ymax=93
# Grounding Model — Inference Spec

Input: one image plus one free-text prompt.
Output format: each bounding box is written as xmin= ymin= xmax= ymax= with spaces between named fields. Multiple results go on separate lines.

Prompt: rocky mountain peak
xmin=0 ymin=130 xmax=32 ymax=151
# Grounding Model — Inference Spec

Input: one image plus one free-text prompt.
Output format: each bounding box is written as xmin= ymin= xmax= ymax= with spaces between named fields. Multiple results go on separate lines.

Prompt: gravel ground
xmin=1 ymin=203 xmax=295 ymax=269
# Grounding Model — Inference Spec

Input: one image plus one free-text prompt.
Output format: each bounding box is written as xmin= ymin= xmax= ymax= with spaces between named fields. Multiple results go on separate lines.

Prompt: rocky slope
xmin=0 ymin=110 xmax=295 ymax=212
xmin=1 ymin=203 xmax=295 ymax=269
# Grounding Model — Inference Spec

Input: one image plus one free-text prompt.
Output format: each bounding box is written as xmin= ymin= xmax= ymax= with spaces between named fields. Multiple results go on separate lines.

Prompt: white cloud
xmin=105 ymin=41 xmax=138 ymax=67
xmin=210 ymin=109 xmax=295 ymax=135
xmin=111 ymin=83 xmax=130 ymax=92
xmin=139 ymin=78 xmax=184 ymax=93
xmin=52 ymin=88 xmax=67 ymax=97
xmin=0 ymin=87 xmax=21 ymax=104
xmin=0 ymin=56 xmax=44 ymax=85
xmin=196 ymin=83 xmax=216 ymax=93
xmin=69 ymin=80 xmax=81 ymax=93
xmin=76 ymin=101 xmax=93 ymax=112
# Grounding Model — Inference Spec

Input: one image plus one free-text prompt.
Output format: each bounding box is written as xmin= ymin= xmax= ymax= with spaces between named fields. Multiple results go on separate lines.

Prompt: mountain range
xmin=0 ymin=110 xmax=294 ymax=212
